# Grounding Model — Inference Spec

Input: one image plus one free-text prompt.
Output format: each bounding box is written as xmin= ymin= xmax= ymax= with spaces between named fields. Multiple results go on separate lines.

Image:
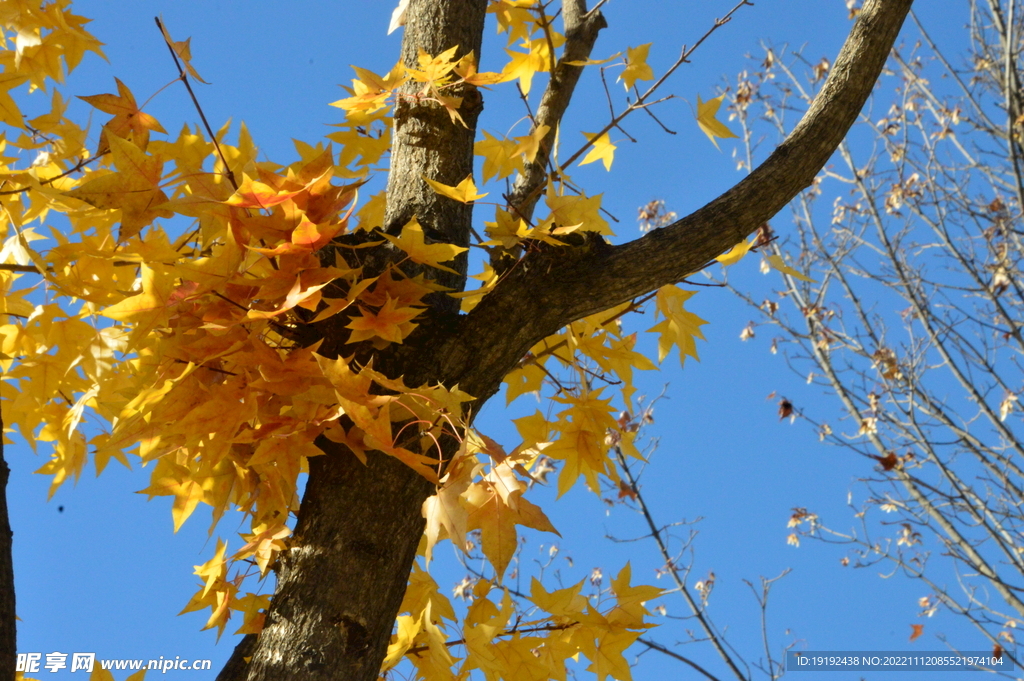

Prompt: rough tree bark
xmin=221 ymin=0 xmax=914 ymax=679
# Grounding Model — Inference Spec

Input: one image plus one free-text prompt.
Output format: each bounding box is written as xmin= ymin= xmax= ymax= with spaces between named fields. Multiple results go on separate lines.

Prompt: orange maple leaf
xmin=345 ymin=294 xmax=423 ymax=345
xmin=226 ymin=173 xmax=304 ymax=210
xmin=247 ymin=274 xmax=332 ymax=320
xmin=79 ymin=77 xmax=166 ymax=152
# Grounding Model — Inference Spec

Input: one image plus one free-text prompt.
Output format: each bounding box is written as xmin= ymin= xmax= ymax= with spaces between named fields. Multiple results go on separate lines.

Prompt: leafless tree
xmin=723 ymin=1 xmax=1024 ymax=669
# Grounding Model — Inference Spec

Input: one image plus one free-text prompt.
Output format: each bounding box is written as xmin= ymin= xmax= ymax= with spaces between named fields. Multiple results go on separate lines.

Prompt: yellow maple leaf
xmin=225 ymin=173 xmax=303 ymax=209
xmin=246 ymin=274 xmax=333 ymax=320
xmin=235 ymin=523 xmax=291 ymax=575
xmin=543 ymin=183 xmax=612 ymax=235
xmin=179 ymin=575 xmax=236 ymax=640
xmin=546 ymin=388 xmax=620 ymax=496
xmin=482 ymin=208 xmax=532 ymax=250
xmin=330 ymin=63 xmax=406 ymax=118
xmin=98 ymin=263 xmax=180 ymax=346
xmin=465 ymin=467 xmax=559 ymax=579
xmin=422 ymin=445 xmax=478 ymax=563
xmin=647 ymin=284 xmax=708 ymax=366
xmin=606 ymin=563 xmax=662 ymax=628
xmin=66 ymin=133 xmax=173 ymax=241
xmin=157 ymin=17 xmax=208 ymax=83
xmin=767 ymin=253 xmax=817 ymax=282
xmin=0 ymin=71 xmax=27 ymax=128
xmin=463 ymin=588 xmax=517 ymax=677
xmin=475 ymin=132 xmax=523 ymax=183
xmin=454 ymin=52 xmax=508 ymax=87
xmin=619 ymin=43 xmax=654 ymax=91
xmin=399 ymin=562 xmax=457 ymax=622
xmin=33 ymin=430 xmax=87 ymax=500
xmin=696 ymin=94 xmax=738 ymax=150
xmin=585 ymin=627 xmax=640 ymax=681
xmin=578 ymin=132 xmax=616 ymax=171
xmin=515 ymin=123 xmax=550 ymax=163
xmin=195 ymin=538 xmax=228 ymax=598
xmin=407 ymin=45 xmax=460 ymax=91
xmin=138 ymin=460 xmax=206 ymax=532
xmin=716 ymin=237 xmax=754 ymax=266
xmin=423 ymin=173 xmax=488 ymax=203
xmin=500 ymin=34 xmax=562 ymax=95
xmin=530 ymin=577 xmax=589 ymax=620
xmin=231 ymin=593 xmax=271 ymax=635
xmin=382 ymin=216 xmax=468 ymax=273
xmin=489 ymin=0 xmax=537 ymax=44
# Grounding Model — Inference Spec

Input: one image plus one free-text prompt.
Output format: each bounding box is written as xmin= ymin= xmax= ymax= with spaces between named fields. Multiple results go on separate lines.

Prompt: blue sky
xmin=7 ymin=1 xmax=988 ymax=679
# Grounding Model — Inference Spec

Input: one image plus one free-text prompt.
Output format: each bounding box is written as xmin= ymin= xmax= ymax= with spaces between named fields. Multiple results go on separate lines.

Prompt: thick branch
xmin=443 ymin=0 xmax=914 ymax=404
xmin=506 ymin=0 xmax=607 ymax=222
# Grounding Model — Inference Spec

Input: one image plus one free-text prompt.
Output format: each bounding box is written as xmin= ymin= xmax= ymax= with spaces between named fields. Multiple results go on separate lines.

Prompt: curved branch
xmin=441 ymin=0 xmax=914 ymax=404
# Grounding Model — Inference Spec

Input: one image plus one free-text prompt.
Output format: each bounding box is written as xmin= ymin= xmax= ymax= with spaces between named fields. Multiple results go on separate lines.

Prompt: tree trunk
xmin=237 ymin=1 xmax=487 ymax=680
xmin=225 ymin=0 xmax=914 ymax=679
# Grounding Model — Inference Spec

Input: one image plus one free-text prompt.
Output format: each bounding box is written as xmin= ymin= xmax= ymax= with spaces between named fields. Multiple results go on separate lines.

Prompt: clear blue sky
xmin=8 ymin=1 xmax=980 ymax=679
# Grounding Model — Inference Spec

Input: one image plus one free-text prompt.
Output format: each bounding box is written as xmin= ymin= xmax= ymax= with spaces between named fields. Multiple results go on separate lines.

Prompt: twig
xmin=154 ymin=17 xmax=239 ymax=191
xmin=0 ymin=156 xmax=100 ymax=197
xmin=560 ymin=0 xmax=754 ymax=169
xmin=615 ymin=445 xmax=750 ymax=681
xmin=405 ymin=622 xmax=574 ymax=657
xmin=636 ymin=637 xmax=725 ymax=681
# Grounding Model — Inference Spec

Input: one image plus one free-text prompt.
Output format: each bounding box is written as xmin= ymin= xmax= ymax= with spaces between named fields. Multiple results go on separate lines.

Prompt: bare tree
xmin=723 ymin=0 xmax=1024 ymax=668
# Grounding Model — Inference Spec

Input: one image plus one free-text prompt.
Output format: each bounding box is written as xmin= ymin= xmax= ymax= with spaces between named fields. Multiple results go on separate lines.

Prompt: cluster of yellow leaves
xmin=490 ymin=0 xmax=565 ymax=95
xmin=0 ymin=0 xmax=718 ymax=661
xmin=177 ymin=539 xmax=269 ymax=638
xmin=330 ymin=44 xmax=504 ymax=129
xmin=422 ymin=431 xmax=558 ymax=578
xmin=384 ymin=564 xmax=661 ymax=681
xmin=0 ymin=8 xmax=492 ymax=633
xmin=493 ymin=294 xmax=703 ymax=496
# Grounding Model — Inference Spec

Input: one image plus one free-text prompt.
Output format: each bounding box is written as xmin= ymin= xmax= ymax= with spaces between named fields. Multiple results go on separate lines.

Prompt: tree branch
xmin=441 ymin=0 xmax=914 ymax=405
xmin=506 ymin=0 xmax=607 ymax=223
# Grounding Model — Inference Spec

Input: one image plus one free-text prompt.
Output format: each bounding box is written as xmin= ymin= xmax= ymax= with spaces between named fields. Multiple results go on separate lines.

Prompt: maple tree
xmin=0 ymin=1 xmax=913 ymax=680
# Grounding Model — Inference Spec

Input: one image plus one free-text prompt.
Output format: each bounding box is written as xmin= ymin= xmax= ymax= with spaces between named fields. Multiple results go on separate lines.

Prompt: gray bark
xmin=225 ymin=0 xmax=914 ymax=679
xmin=236 ymin=1 xmax=488 ymax=680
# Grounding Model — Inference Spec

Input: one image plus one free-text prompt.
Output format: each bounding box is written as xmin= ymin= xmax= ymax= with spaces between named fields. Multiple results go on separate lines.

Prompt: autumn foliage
xmin=0 ymin=0 xmax=754 ymax=677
